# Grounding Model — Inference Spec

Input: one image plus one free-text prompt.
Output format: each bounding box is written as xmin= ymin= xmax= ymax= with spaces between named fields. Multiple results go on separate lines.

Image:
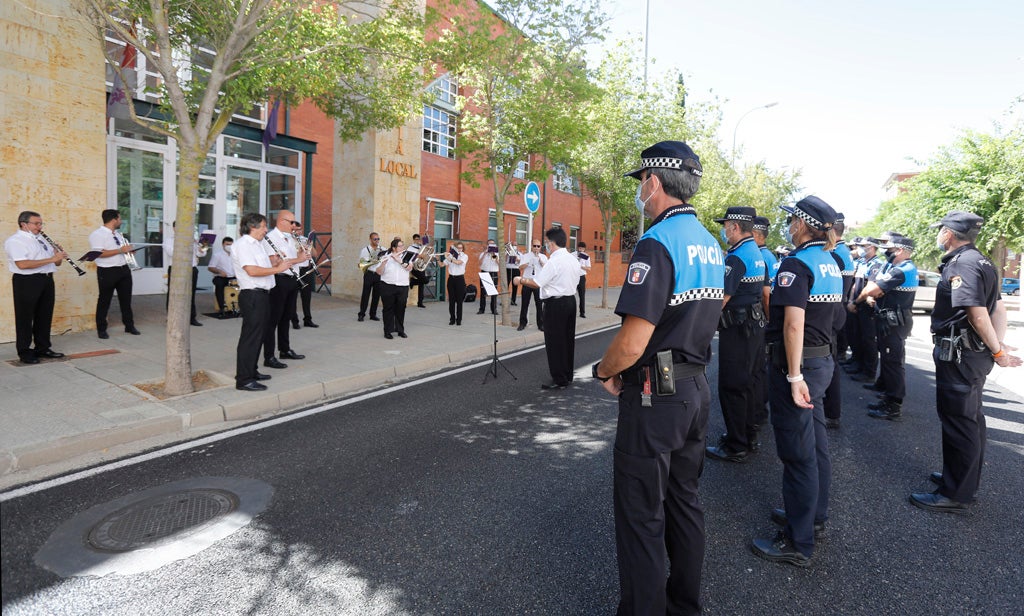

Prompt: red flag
xmin=107 ymin=29 xmax=138 ymax=120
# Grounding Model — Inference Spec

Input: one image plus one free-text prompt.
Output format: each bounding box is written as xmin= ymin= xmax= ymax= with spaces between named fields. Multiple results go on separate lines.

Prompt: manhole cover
xmin=86 ymin=488 xmax=238 ymax=552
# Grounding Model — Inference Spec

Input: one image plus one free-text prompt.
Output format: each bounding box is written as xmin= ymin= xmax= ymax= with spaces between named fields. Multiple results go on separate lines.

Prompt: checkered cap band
xmin=791 ymin=207 xmax=831 ymax=230
xmin=893 ymin=286 xmax=916 ymax=292
xmin=752 ymin=222 xmax=769 ymax=231
xmin=668 ymin=287 xmax=724 ymax=305
xmin=891 ymin=240 xmax=914 ymax=251
xmin=808 ymin=293 xmax=843 ymax=303
xmin=725 ymin=213 xmax=754 ymax=222
xmin=641 ymin=157 xmax=703 ymax=177
xmin=740 ymin=275 xmax=764 ymax=283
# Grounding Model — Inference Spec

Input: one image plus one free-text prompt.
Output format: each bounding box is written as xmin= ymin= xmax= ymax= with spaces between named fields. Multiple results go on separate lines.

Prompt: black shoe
xmin=384 ymin=333 xmax=394 ymax=339
xmin=398 ymin=332 xmax=408 ymax=338
xmin=580 ymin=314 xmax=586 ymax=318
xmin=849 ymin=372 xmax=875 ymax=382
xmin=456 ymin=321 xmax=462 ymax=326
xmin=303 ymin=320 xmax=318 ymax=328
xmin=358 ymin=315 xmax=365 ymax=322
xmin=540 ymin=381 xmax=568 ymax=390
xmin=770 ymin=508 xmax=826 ymax=538
xmin=264 ymin=357 xmax=288 ymax=369
xmin=98 ymin=330 xmax=110 ymax=339
xmin=418 ymin=304 xmax=426 ymax=308
xmin=491 ymin=311 xmax=498 ymax=315
xmin=842 ymin=365 xmax=863 ymax=374
xmin=125 ymin=326 xmax=141 ymax=335
xmin=510 ymin=301 xmax=517 ymax=306
xmin=449 ymin=319 xmax=456 ymax=325
xmin=236 ymin=380 xmax=268 ymax=392
xmin=37 ymin=349 xmax=64 ymax=359
xmin=706 ymin=437 xmax=748 ymax=463
xmin=825 ymin=418 xmax=841 ymax=430
xmin=190 ymin=319 xmax=203 ymax=326
xmin=20 ymin=355 xmax=40 ymax=365
xmin=862 ymin=382 xmax=885 ymax=392
xmin=867 ymin=399 xmax=889 ymax=410
xmin=255 ymin=372 xmax=272 ymax=381
xmin=910 ymin=491 xmax=968 ymax=514
xmin=477 ymin=310 xmax=485 ymax=314
xmin=867 ymin=401 xmax=902 ymax=421
xmin=281 ymin=350 xmax=305 ymax=360
xmin=538 ymin=325 xmax=544 ymax=331
xmin=517 ymin=324 xmax=526 ymax=331
xmin=370 ymin=316 xmax=380 ymax=321
xmin=292 ymin=321 xmax=301 ymax=330
xmin=929 ymin=472 xmax=943 ymax=486
xmin=751 ymin=532 xmax=811 ymax=567
xmin=748 ymin=437 xmax=760 ymax=453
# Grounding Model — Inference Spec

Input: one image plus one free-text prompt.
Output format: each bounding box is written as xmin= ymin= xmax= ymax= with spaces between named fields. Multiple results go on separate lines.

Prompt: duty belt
xmin=620 ymin=361 xmax=705 ymax=385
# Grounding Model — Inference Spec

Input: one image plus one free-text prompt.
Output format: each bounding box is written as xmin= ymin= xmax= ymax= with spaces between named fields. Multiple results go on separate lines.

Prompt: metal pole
xmin=639 ymin=0 xmax=651 ymax=239
xmin=731 ymin=102 xmax=778 ymax=166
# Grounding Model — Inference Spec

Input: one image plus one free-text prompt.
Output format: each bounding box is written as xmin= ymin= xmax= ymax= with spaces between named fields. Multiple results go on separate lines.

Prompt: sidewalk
xmin=0 ymin=287 xmax=625 ymax=490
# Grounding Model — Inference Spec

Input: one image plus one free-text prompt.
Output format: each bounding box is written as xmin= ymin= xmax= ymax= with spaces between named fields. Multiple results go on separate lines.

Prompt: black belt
xmin=621 ymin=361 xmax=705 ymax=385
xmin=15 ymin=272 xmax=53 ymax=277
xmin=803 ymin=344 xmax=832 ymax=358
xmin=240 ymin=288 xmax=269 ymax=294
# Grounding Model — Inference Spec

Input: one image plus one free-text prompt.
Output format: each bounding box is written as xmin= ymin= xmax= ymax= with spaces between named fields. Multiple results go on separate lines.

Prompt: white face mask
xmin=224 ymin=245 xmax=232 ymax=254
xmin=936 ymin=229 xmax=947 ymax=251
xmin=635 ymin=176 xmax=656 ymax=214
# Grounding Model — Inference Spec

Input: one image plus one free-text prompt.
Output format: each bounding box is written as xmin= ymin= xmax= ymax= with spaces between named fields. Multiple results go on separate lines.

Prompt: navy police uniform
xmin=928 ymin=216 xmax=999 ymax=504
xmin=871 ymin=236 xmax=917 ymax=412
xmin=752 ymin=218 xmax=779 ymax=429
xmin=823 ymin=232 xmax=854 ymax=425
xmin=853 ymin=244 xmax=885 ymax=379
xmin=710 ymin=207 xmax=766 ymax=459
xmin=613 ymin=202 xmax=723 ymax=614
xmin=762 ymin=197 xmax=843 ymax=561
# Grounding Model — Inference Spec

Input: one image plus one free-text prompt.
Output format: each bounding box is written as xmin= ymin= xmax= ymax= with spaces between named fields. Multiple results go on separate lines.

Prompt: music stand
xmin=479 ymin=274 xmax=517 ymax=383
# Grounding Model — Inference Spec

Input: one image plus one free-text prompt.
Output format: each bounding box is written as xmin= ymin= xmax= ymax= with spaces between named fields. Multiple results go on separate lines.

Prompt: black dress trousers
xmin=933 ymin=347 xmax=992 ymax=503
xmin=541 ymin=294 xmax=575 ymax=385
xmin=359 ymin=270 xmax=381 ymax=318
xmin=264 ymin=273 xmax=298 ymax=360
xmin=519 ymin=285 xmax=544 ymax=329
xmin=447 ymin=274 xmax=466 ymax=323
xmin=12 ymin=273 xmax=55 ymax=358
xmin=96 ymin=264 xmax=134 ymax=332
xmin=236 ymin=288 xmax=269 ymax=385
xmin=717 ymin=315 xmax=765 ymax=451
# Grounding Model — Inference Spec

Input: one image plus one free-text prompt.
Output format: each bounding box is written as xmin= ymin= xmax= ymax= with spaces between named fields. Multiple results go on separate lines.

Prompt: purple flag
xmin=263 ymin=99 xmax=281 ymax=149
xmin=107 ymin=35 xmax=138 ymax=120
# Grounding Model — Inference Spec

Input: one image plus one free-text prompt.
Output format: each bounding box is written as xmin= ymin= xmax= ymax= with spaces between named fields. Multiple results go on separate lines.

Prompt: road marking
xmin=0 ymin=325 xmax=619 ymax=502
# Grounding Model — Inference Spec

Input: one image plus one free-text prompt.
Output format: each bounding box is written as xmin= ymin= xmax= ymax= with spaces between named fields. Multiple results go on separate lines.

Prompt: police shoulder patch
xmin=777 ymin=272 xmax=796 ymax=288
xmin=950 ymin=275 xmax=962 ymax=289
xmin=628 ymin=262 xmax=651 ymax=285
xmin=724 ymin=265 xmax=732 ymax=277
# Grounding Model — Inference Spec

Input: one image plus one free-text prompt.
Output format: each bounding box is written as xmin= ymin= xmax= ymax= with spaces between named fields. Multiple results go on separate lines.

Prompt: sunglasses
xmin=532 ymin=245 xmax=541 ymax=248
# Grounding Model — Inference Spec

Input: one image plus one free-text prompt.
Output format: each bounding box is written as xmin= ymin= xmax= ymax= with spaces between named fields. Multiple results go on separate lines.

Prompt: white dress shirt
xmin=446 ymin=250 xmax=468 ymax=276
xmin=163 ymin=231 xmax=208 ymax=267
xmin=531 ymin=247 xmax=582 ymax=299
xmin=479 ymin=246 xmax=500 ymax=273
xmin=264 ymin=228 xmax=300 ymax=276
xmin=209 ymin=250 xmax=235 ymax=277
xmin=89 ymin=226 xmax=128 ymax=268
xmin=379 ymin=253 xmax=411 ymax=286
xmin=359 ymin=244 xmax=384 ymax=265
xmin=232 ymin=234 xmax=275 ymax=290
xmin=519 ymin=251 xmax=548 ymax=277
xmin=573 ymin=250 xmax=592 ymax=275
xmin=5 ymin=230 xmax=57 ymax=274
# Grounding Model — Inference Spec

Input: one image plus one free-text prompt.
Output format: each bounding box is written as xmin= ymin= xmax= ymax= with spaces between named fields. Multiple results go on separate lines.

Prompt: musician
xmin=232 ymin=212 xmax=304 ymax=392
xmin=573 ymin=241 xmax=592 ymax=318
xmin=410 ymin=233 xmax=428 ymax=308
xmin=262 ymin=209 xmax=308 ymax=368
xmin=505 ymin=240 xmax=523 ymax=306
xmin=477 ymin=239 xmax=500 ymax=315
xmin=4 ymin=211 xmax=66 ymax=364
xmin=290 ymin=222 xmax=318 ymax=329
xmin=439 ymin=242 xmax=469 ymax=325
xmin=207 ymin=237 xmax=236 ymax=317
xmin=163 ymin=220 xmax=208 ymax=326
xmin=358 ymin=232 xmax=383 ymax=322
xmin=90 ymin=209 xmax=139 ymax=339
xmin=517 ymin=239 xmax=547 ymax=331
xmin=515 ymin=227 xmax=582 ymax=389
xmin=376 ymin=238 xmax=413 ymax=339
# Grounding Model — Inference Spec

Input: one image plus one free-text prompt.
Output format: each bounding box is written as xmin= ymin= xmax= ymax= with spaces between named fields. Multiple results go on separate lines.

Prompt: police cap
xmin=752 ymin=216 xmax=771 ymax=232
xmin=781 ymin=195 xmax=837 ymax=231
xmin=879 ymin=234 xmax=915 ymax=251
xmin=929 ymin=210 xmax=985 ymax=233
xmin=714 ymin=206 xmax=757 ymax=224
xmin=624 ymin=141 xmax=703 ymax=179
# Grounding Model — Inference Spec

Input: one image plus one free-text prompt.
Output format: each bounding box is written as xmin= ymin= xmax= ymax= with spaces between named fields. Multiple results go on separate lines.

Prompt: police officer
xmin=845 ymin=237 xmax=885 ymax=380
xmin=911 ymin=212 xmax=1021 ymax=513
xmin=822 ymin=214 xmax=854 ymax=429
xmin=840 ymin=237 xmax=865 ymax=369
xmin=752 ymin=196 xmax=843 ymax=568
xmin=593 ymin=141 xmax=723 ymax=614
xmin=707 ymin=206 xmax=766 ymax=462
xmin=751 ymin=215 xmax=778 ymax=433
xmin=857 ymin=234 xmax=918 ymax=420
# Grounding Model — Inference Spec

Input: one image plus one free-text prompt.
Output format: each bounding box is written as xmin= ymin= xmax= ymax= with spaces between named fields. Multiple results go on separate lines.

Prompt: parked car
xmin=913 ymin=271 xmax=941 ymax=313
xmin=1002 ymin=277 xmax=1020 ymax=296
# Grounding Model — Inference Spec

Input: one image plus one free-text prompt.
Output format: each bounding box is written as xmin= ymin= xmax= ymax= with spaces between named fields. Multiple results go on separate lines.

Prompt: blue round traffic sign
xmin=524 ymin=181 xmax=541 ymax=213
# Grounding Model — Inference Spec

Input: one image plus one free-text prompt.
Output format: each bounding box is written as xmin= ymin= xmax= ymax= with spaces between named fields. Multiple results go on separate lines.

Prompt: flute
xmin=40 ymin=231 xmax=86 ymax=276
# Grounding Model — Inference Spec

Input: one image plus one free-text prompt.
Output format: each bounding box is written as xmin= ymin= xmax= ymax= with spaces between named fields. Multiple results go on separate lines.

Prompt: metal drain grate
xmin=86 ymin=489 xmax=238 ymax=552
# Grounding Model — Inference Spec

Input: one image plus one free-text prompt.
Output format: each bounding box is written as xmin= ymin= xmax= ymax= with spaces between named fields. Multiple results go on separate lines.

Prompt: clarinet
xmin=39 ymin=231 xmax=87 ymax=276
xmin=264 ymin=235 xmax=305 ymax=287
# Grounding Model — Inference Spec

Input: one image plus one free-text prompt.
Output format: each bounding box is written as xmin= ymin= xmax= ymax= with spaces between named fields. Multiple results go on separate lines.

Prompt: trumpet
xmin=118 ymin=232 xmax=143 ymax=271
xmin=40 ymin=231 xmax=86 ymax=276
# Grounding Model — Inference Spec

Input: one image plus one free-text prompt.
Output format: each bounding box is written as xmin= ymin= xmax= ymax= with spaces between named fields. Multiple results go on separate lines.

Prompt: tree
xmin=80 ymin=0 xmax=427 ymax=394
xmin=431 ymin=0 xmax=606 ymax=326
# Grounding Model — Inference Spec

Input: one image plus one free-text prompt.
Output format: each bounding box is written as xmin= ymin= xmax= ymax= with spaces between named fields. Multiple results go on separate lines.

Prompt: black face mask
xmin=885 ymin=250 xmax=896 ymax=260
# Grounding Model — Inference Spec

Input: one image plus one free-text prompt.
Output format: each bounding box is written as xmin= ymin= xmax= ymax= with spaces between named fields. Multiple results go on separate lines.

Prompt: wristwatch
xmin=592 ymin=362 xmax=612 ymax=382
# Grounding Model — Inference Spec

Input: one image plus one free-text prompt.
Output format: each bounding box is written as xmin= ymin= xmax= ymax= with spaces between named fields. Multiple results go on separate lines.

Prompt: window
xmin=569 ymin=226 xmax=580 ymax=252
xmin=430 ymin=74 xmax=458 ymax=107
xmin=423 ymin=105 xmax=456 ymax=159
xmin=553 ymin=163 xmax=579 ymax=194
xmin=434 ymin=206 xmax=456 ymax=240
xmin=514 ymin=159 xmax=529 ymax=179
xmin=489 ymin=212 xmax=527 ymax=245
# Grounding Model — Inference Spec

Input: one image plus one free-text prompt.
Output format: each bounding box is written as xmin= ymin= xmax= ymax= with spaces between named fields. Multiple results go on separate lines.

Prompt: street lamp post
xmin=731 ymin=102 xmax=779 ymax=165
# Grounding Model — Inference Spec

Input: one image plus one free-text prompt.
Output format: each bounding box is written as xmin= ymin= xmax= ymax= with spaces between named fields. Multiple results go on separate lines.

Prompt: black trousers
xmin=12 ymin=273 xmax=55 ymax=359
xmin=933 ymin=348 xmax=992 ymax=503
xmin=264 ymin=274 xmax=298 ymax=360
xmin=877 ymin=320 xmax=912 ymax=401
xmin=614 ymin=372 xmax=709 ymax=616
xmin=96 ymin=264 xmax=134 ymax=332
xmin=212 ymin=276 xmax=235 ymax=312
xmin=541 ymin=295 xmax=575 ymax=385
xmin=479 ymin=271 xmax=498 ymax=313
xmin=296 ymin=265 xmax=314 ymax=321
xmin=380 ymin=282 xmax=409 ymax=335
xmin=359 ymin=271 xmax=381 ymax=318
xmin=770 ymin=355 xmax=833 ymax=557
xmin=717 ymin=318 xmax=765 ymax=451
xmin=577 ymin=275 xmax=587 ymax=316
xmin=752 ymin=346 xmax=769 ymax=426
xmin=857 ymin=307 xmax=878 ymax=376
xmin=236 ymin=289 xmax=269 ymax=385
xmin=166 ymin=266 xmax=198 ymax=320
xmin=505 ymin=267 xmax=519 ymax=303
xmin=447 ymin=274 xmax=466 ymax=323
xmin=519 ymin=285 xmax=544 ymax=328
xmin=844 ymin=304 xmax=861 ymax=365
xmin=411 ymin=269 xmax=427 ymax=306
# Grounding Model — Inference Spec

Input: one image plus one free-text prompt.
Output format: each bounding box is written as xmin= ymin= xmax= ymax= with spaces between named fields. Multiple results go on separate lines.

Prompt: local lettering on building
xmin=379 ymin=158 xmax=417 ymax=178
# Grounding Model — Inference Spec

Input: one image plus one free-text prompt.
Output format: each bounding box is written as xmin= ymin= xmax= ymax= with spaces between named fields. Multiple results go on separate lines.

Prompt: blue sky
xmin=601 ymin=0 xmax=1024 ymax=223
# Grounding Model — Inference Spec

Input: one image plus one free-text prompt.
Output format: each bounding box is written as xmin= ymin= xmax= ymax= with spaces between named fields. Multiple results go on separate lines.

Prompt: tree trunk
xmin=602 ymin=209 xmax=615 ymax=309
xmin=164 ymin=149 xmax=203 ymax=395
xmin=493 ymin=182 xmax=513 ymax=327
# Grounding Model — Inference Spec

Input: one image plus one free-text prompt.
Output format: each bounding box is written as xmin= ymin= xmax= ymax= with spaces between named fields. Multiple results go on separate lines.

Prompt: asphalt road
xmin=2 ymin=321 xmax=1023 ymax=615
